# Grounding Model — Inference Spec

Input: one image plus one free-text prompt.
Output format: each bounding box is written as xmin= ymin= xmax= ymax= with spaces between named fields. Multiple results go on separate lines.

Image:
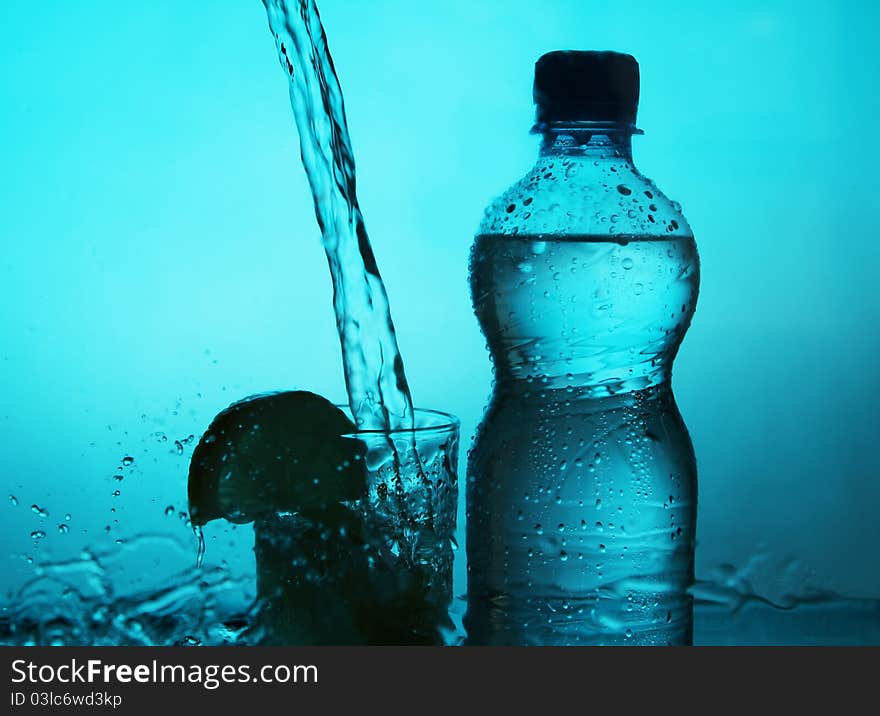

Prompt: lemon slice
xmin=188 ymin=391 xmax=366 ymax=525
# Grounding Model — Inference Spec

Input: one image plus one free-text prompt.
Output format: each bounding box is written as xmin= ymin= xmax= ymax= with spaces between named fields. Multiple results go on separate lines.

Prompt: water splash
xmin=1 ymin=534 xmax=256 ymax=646
xmin=3 ymin=543 xmax=879 ymax=645
xmin=262 ymin=0 xmax=414 ymax=430
xmin=195 ymin=527 xmax=206 ymax=568
xmin=0 ymin=494 xmax=874 ymax=646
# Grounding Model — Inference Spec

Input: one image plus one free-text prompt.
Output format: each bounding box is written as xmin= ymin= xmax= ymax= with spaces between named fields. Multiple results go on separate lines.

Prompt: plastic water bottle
xmin=465 ymin=51 xmax=700 ymax=645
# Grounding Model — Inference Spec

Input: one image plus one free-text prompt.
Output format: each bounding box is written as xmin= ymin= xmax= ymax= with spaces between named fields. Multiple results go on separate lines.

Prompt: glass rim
xmin=335 ymin=405 xmax=460 ymax=436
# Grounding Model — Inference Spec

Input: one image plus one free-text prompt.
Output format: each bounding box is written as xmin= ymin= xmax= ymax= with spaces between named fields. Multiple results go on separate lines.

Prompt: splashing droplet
xmin=195 ymin=527 xmax=206 ymax=568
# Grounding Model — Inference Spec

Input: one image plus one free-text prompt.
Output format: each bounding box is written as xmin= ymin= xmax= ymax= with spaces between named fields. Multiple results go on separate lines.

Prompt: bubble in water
xmin=31 ymin=504 xmax=49 ymax=518
xmin=622 ymin=258 xmax=634 ymax=270
xmin=9 ymin=495 xmax=18 ymax=506
xmin=121 ymin=456 xmax=134 ymax=467
xmin=30 ymin=530 xmax=46 ymax=541
xmin=58 ymin=524 xmax=69 ymax=534
xmin=165 ymin=505 xmax=176 ymax=517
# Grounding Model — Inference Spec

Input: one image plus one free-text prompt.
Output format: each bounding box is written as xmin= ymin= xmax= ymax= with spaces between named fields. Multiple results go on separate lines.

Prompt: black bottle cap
xmin=534 ymin=50 xmax=640 ymax=126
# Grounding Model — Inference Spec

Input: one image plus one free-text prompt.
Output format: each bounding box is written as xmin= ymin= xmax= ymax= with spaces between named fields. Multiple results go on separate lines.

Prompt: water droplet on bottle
xmin=622 ymin=257 xmax=634 ymax=270
xmin=617 ymin=184 xmax=632 ymax=196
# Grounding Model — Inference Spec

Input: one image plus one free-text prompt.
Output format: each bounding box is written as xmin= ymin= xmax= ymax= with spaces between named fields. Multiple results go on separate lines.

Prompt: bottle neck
xmin=535 ymin=121 xmax=638 ymax=162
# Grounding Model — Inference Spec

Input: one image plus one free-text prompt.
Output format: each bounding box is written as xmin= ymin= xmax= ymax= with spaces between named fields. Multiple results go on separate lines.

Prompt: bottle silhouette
xmin=465 ymin=51 xmax=699 ymax=645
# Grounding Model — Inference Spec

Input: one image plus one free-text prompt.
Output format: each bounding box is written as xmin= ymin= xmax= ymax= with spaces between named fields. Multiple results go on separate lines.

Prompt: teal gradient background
xmin=1 ymin=0 xmax=878 ymax=607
